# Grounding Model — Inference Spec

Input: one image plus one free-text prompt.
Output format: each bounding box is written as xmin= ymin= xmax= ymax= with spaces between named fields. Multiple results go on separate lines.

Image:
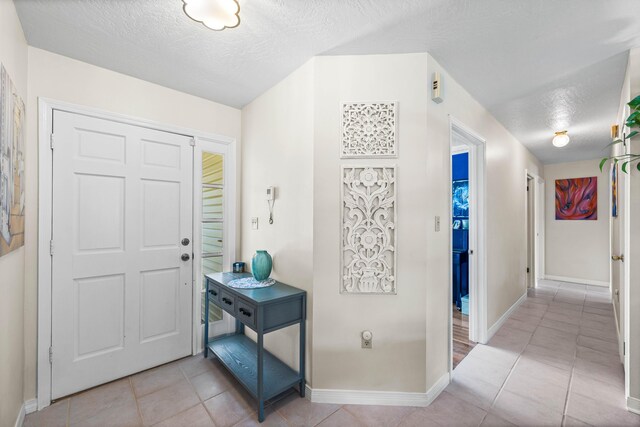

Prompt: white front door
xmin=51 ymin=110 xmax=194 ymax=398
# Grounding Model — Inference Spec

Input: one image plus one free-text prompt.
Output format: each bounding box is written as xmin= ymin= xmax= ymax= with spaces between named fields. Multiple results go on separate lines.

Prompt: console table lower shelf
xmin=204 ymin=272 xmax=307 ymax=423
xmin=207 ymin=334 xmax=301 ymax=401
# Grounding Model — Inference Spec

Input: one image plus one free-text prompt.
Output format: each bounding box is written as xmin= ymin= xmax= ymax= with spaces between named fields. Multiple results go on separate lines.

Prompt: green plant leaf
xmin=599 ymin=157 xmax=608 ymax=172
xmin=603 ymin=138 xmax=624 ymax=150
xmin=627 ymin=111 xmax=640 ymax=127
xmin=625 ymin=130 xmax=639 ymax=140
xmin=629 ymin=95 xmax=640 ymax=110
xmin=622 ymin=161 xmax=630 ymax=173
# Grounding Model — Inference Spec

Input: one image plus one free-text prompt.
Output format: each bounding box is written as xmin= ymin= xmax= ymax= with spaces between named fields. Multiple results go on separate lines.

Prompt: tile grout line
xmin=129 ymin=376 xmax=144 ymax=426
xmin=487 ymin=286 xmax=555 ymax=411
xmin=181 ymin=359 xmax=228 ymax=425
xmin=65 ymin=396 xmax=71 ymax=427
xmin=560 ymin=293 xmax=584 ymax=426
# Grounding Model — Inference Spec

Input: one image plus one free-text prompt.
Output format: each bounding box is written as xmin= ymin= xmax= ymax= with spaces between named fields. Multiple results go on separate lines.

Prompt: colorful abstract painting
xmin=612 ymin=163 xmax=618 ymax=218
xmin=0 ymin=64 xmax=25 ymax=257
xmin=452 ymin=180 xmax=469 ymax=218
xmin=555 ymin=177 xmax=597 ymax=221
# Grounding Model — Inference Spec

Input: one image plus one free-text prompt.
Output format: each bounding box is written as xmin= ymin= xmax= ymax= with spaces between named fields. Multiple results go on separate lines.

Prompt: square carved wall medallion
xmin=341 ymin=102 xmax=397 ymax=158
xmin=341 ymin=166 xmax=396 ymax=294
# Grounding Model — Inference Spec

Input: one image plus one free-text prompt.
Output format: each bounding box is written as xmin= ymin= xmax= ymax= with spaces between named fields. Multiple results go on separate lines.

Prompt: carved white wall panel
xmin=341 ymin=166 xmax=396 ymax=294
xmin=341 ymin=102 xmax=397 ymax=158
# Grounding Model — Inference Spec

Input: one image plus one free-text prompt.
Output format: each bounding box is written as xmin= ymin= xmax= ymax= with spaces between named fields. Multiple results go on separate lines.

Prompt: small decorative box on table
xmin=204 ymin=272 xmax=306 ymax=423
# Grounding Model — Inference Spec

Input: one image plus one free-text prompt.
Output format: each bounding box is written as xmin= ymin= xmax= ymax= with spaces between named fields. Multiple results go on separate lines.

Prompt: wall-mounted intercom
xmin=266 ymin=186 xmax=276 ymax=224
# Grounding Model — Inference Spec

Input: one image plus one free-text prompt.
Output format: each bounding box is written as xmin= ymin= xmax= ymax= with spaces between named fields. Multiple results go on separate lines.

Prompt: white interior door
xmin=51 ymin=110 xmax=193 ymax=398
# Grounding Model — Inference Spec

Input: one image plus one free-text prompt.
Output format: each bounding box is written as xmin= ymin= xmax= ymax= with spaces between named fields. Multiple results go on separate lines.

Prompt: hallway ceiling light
xmin=552 ymin=131 xmax=570 ymax=148
xmin=183 ymin=0 xmax=240 ymax=31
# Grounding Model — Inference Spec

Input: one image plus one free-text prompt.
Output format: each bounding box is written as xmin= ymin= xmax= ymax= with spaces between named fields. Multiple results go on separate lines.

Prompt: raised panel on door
xmin=141 ymin=179 xmax=180 ymax=248
xmin=51 ymin=110 xmax=193 ymax=399
xmin=74 ymin=274 xmax=125 ymax=359
xmin=140 ymin=268 xmax=180 ymax=343
xmin=75 ymin=174 xmax=125 ymax=252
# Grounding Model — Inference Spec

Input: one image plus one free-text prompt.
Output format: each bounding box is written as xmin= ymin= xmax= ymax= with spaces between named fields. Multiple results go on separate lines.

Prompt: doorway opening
xmin=525 ymin=171 xmax=544 ymax=290
xmin=449 ymin=118 xmax=487 ymax=371
xmin=527 ymin=176 xmax=535 ymax=288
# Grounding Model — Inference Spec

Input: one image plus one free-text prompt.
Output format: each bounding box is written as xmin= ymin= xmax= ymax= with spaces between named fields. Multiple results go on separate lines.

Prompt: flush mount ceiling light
xmin=183 ymin=0 xmax=240 ymax=31
xmin=552 ymin=130 xmax=570 ymax=148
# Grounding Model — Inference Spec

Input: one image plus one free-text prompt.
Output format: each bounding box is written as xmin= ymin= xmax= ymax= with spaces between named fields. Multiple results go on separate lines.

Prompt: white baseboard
xmin=308 ymin=372 xmax=450 ymax=407
xmin=544 ymin=275 xmax=609 ymax=288
xmin=14 ymin=403 xmax=26 ymax=427
xmin=12 ymin=399 xmax=38 ymax=427
xmin=487 ymin=293 xmax=527 ymax=341
xmin=24 ymin=399 xmax=37 ymax=415
xmin=627 ymin=396 xmax=640 ymax=415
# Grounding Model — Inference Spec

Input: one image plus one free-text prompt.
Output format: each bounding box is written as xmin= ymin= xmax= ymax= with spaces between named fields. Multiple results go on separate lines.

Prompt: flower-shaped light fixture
xmin=552 ymin=130 xmax=570 ymax=148
xmin=183 ymin=0 xmax=240 ymax=31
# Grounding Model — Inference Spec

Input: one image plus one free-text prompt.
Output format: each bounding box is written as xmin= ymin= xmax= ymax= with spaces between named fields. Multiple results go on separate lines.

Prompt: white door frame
xmin=37 ymin=98 xmax=236 ymax=409
xmin=193 ymin=138 xmax=236 ymax=353
xmin=448 ymin=116 xmax=488 ymax=377
xmin=525 ymin=170 xmax=545 ymax=287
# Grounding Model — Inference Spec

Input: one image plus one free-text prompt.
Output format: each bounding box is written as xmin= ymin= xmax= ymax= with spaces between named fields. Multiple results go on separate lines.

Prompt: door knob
xmin=181 ymin=253 xmax=191 ymax=261
xmin=181 ymin=238 xmax=190 ymax=246
xmin=612 ymin=254 xmax=624 ymax=262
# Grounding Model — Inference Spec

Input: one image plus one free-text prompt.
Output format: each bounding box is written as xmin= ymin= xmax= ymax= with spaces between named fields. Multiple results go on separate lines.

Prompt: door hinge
xmin=49 ymin=239 xmax=54 ymax=256
xmin=48 ymin=347 xmax=53 ymax=364
xmin=189 ymin=137 xmax=195 ymax=147
xmin=526 ymin=267 xmax=530 ymax=273
xmin=50 ymin=134 xmax=55 ymax=150
xmin=624 ymin=342 xmax=626 ymax=356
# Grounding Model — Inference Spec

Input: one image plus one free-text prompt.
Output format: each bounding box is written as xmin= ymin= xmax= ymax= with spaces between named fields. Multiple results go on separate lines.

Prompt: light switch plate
xmin=251 ymin=217 xmax=259 ymax=230
xmin=435 ymin=216 xmax=441 ymax=232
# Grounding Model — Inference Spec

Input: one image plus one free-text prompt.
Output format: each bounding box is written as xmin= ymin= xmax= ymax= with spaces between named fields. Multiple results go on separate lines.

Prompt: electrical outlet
xmin=361 ymin=330 xmax=372 ymax=349
xmin=251 ymin=217 xmax=259 ymax=230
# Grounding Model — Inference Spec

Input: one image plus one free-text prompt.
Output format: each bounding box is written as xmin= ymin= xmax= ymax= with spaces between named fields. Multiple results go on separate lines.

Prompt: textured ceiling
xmin=14 ymin=0 xmax=640 ymax=163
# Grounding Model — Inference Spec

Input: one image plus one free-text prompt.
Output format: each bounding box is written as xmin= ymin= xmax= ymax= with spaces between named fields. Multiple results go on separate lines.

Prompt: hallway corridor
xmin=441 ymin=280 xmax=639 ymax=426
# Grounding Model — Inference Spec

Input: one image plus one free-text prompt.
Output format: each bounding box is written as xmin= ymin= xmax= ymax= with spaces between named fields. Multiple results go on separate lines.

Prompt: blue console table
xmin=204 ymin=272 xmax=306 ymax=422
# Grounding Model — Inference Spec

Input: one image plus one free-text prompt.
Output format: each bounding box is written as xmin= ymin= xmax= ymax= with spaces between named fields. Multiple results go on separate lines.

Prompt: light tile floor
xmin=25 ymin=280 xmax=640 ymax=426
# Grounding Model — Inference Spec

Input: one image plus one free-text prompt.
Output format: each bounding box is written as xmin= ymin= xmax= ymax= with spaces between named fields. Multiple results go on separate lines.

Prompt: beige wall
xmin=425 ymin=54 xmax=542 ymax=389
xmin=240 ymin=60 xmax=315 ymax=381
xmin=23 ymin=47 xmax=242 ymax=401
xmin=543 ymin=160 xmax=610 ymax=285
xmin=312 ymin=53 xmax=430 ymax=392
xmin=310 ymin=53 xmax=542 ymax=393
xmin=0 ymin=0 xmax=28 ymax=424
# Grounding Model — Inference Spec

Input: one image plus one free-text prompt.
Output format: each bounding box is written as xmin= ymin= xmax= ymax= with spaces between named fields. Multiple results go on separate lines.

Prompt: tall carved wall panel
xmin=341 ymin=166 xmax=397 ymax=294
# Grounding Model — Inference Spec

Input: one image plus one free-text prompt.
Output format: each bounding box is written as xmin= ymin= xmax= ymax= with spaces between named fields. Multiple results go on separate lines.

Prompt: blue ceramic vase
xmin=251 ymin=250 xmax=272 ymax=281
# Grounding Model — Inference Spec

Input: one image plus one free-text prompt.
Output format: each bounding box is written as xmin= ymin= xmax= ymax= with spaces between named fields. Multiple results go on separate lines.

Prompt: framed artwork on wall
xmin=452 ymin=179 xmax=469 ymax=218
xmin=0 ymin=64 xmax=26 ymax=257
xmin=611 ymin=163 xmax=618 ymax=218
xmin=555 ymin=177 xmax=597 ymax=221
